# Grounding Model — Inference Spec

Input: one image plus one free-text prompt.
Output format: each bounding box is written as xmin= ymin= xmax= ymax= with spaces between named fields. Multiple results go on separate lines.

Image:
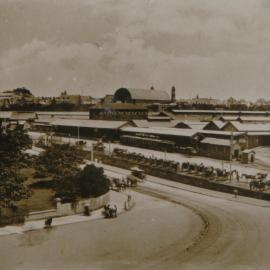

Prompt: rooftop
xmin=172 ymin=109 xmax=270 ymax=115
xmin=225 ymin=122 xmax=270 ymax=132
xmin=51 ymin=119 xmax=129 ymax=129
xmin=121 ymin=126 xmax=198 ymax=137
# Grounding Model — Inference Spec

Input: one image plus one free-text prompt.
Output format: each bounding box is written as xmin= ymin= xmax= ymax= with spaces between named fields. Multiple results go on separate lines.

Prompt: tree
xmin=54 ymin=164 xmax=110 ymax=201
xmin=0 ymin=165 xmax=31 ymax=209
xmin=76 ymin=164 xmax=110 ymax=198
xmin=35 ymin=143 xmax=83 ymax=178
xmin=0 ymin=125 xmax=32 ymax=210
xmin=54 ymin=175 xmax=79 ymax=203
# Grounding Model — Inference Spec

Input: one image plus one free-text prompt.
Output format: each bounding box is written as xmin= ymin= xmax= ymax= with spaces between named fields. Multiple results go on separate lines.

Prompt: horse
xmin=249 ymin=180 xmax=266 ymax=191
xmin=103 ymin=204 xmax=117 ymax=218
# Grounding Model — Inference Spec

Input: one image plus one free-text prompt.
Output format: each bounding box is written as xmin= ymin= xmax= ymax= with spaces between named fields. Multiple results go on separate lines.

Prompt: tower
xmin=171 ymin=86 xmax=176 ymax=102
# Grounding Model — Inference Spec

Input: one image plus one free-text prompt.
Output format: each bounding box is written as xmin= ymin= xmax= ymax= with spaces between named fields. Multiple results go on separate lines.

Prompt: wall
xmin=56 ymin=192 xmax=110 ymax=216
xmin=199 ymin=144 xmax=231 ymax=160
xmin=25 ymin=192 xmax=110 ymax=221
xmin=25 ymin=209 xmax=57 ymax=221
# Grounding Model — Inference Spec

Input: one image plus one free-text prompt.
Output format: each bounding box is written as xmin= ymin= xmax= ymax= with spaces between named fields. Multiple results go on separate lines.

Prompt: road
xmin=2 ymin=173 xmax=270 ymax=270
xmin=0 ymin=190 xmax=202 ymax=270
xmin=137 ymin=179 xmax=270 ymax=270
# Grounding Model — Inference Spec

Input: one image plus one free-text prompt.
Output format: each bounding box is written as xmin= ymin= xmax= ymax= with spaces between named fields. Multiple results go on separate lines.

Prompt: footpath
xmin=0 ymin=190 xmax=133 ymax=237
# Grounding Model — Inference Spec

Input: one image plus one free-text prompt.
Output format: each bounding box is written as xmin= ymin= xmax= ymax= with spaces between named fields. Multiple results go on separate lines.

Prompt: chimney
xmin=171 ymin=86 xmax=176 ymax=102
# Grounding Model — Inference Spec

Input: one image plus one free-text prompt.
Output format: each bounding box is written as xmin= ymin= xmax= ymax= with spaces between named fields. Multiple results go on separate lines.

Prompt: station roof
xmin=224 ymin=122 xmax=270 ymax=132
xmin=10 ymin=112 xmax=37 ymax=120
xmin=199 ymin=130 xmax=244 ymax=136
xmin=121 ymin=126 xmax=198 ymax=138
xmin=239 ymin=116 xmax=270 ymax=122
xmin=131 ymin=119 xmax=181 ymax=128
xmin=51 ymin=119 xmax=129 ymax=129
xmin=174 ymin=121 xmax=208 ymax=129
xmin=171 ymin=109 xmax=270 ymax=115
xmin=0 ymin=111 xmax=13 ymax=119
xmin=203 ymin=120 xmax=226 ymax=130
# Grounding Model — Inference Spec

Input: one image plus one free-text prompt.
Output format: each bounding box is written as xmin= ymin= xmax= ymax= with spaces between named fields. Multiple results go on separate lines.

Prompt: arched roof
xmin=113 ymin=87 xmax=170 ymax=102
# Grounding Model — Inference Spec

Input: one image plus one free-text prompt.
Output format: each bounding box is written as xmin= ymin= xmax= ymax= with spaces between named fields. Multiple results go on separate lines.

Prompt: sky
xmin=0 ymin=0 xmax=270 ymax=100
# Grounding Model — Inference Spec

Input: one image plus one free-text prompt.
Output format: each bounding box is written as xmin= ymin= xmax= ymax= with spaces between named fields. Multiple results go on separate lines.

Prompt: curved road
xmin=137 ymin=178 xmax=270 ymax=270
xmin=1 ymin=175 xmax=270 ymax=270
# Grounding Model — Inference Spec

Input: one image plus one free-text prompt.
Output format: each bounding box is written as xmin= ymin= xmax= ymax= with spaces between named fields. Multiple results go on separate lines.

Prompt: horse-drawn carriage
xmin=93 ymin=140 xmax=105 ymax=152
xmin=102 ymin=204 xmax=117 ymax=218
xmin=130 ymin=167 xmax=146 ymax=180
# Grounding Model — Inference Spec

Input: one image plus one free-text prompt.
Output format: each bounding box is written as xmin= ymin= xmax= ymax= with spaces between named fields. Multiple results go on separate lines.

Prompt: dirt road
xmin=1 ymin=176 xmax=270 ymax=270
xmin=137 ymin=180 xmax=270 ymax=270
xmin=0 ymin=191 xmax=203 ymax=270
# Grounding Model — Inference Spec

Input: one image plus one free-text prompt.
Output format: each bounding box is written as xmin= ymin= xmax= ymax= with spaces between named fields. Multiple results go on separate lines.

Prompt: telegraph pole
xmin=229 ymin=131 xmax=233 ymax=182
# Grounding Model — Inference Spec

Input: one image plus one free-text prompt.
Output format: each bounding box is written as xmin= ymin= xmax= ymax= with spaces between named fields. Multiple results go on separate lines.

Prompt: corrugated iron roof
xmin=121 ymin=127 xmax=198 ymax=137
xmin=203 ymin=120 xmax=226 ymax=130
xmin=172 ymin=109 xmax=270 ymax=115
xmin=175 ymin=121 xmax=208 ymax=130
xmin=199 ymin=130 xmax=244 ymax=136
xmin=132 ymin=120 xmax=180 ymax=128
xmin=239 ymin=116 xmax=270 ymax=122
xmin=226 ymin=122 xmax=270 ymax=132
xmin=212 ymin=120 xmax=226 ymax=129
xmin=51 ymin=119 xmax=129 ymax=129
xmin=0 ymin=111 xmax=13 ymax=119
xmin=11 ymin=112 xmax=37 ymax=120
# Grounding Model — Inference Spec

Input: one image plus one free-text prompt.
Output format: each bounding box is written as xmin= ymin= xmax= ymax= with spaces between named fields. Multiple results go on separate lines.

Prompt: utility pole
xmin=229 ymin=131 xmax=233 ymax=182
xmin=91 ymin=143 xmax=94 ymax=161
xmin=77 ymin=126 xmax=80 ymax=142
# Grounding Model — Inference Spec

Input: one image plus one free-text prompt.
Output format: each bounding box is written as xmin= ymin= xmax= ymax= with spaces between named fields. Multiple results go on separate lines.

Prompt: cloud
xmin=0 ymin=0 xmax=270 ymax=100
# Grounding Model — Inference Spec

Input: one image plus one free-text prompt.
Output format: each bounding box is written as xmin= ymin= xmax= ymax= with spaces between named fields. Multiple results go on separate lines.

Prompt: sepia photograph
xmin=1 ymin=0 xmax=270 ymax=269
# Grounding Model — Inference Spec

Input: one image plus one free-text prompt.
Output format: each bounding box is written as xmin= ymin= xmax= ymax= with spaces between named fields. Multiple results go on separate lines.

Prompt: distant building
xmin=112 ymin=87 xmax=171 ymax=104
xmin=89 ymin=103 xmax=148 ymax=120
xmin=0 ymin=88 xmax=34 ymax=107
xmin=191 ymin=95 xmax=221 ymax=106
xmin=102 ymin=95 xmax=114 ymax=105
xmin=56 ymin=91 xmax=92 ymax=105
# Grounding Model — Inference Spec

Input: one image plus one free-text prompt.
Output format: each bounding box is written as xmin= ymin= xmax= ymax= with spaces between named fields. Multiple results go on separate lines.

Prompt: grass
xmin=18 ymin=167 xmax=55 ymax=212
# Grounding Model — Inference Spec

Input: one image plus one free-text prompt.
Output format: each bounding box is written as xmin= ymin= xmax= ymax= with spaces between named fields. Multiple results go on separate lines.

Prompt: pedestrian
xmin=236 ymin=171 xmax=240 ymax=182
xmin=44 ymin=217 xmax=53 ymax=228
xmin=233 ymin=189 xmax=238 ymax=198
